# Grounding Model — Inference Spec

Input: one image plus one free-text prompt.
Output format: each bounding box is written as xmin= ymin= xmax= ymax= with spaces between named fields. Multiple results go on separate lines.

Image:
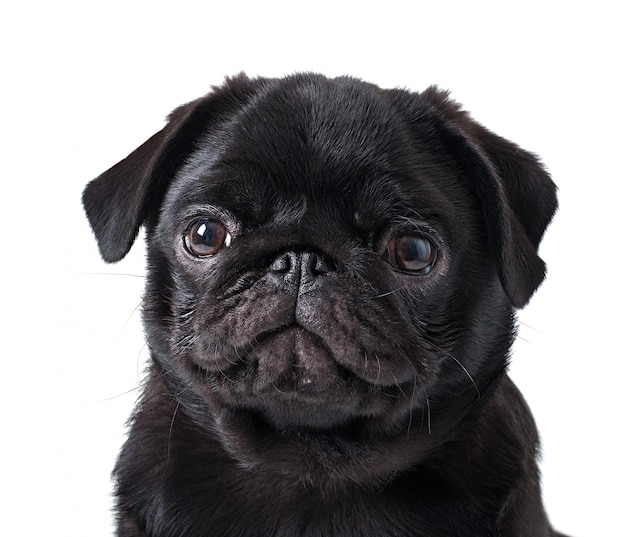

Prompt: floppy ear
xmin=82 ymin=97 xmax=217 ymax=263
xmin=82 ymin=74 xmax=261 ymax=263
xmin=420 ymin=87 xmax=558 ymax=308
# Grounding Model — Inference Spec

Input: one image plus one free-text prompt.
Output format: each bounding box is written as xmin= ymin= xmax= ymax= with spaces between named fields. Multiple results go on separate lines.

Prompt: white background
xmin=1 ymin=1 xmax=624 ymax=535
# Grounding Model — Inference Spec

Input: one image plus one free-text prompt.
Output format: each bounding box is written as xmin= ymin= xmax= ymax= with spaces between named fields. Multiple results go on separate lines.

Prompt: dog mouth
xmin=190 ymin=325 xmax=405 ymax=430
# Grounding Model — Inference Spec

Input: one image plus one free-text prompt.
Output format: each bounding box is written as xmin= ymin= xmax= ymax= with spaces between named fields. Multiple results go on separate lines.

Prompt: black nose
xmin=269 ymin=251 xmax=334 ymax=288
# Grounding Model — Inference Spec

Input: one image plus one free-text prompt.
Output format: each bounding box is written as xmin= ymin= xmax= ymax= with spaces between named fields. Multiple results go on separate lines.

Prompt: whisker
xmin=373 ymin=286 xmax=406 ymax=299
xmin=517 ymin=320 xmax=540 ymax=332
xmin=167 ymin=400 xmax=181 ymax=466
xmin=97 ymin=385 xmax=142 ymax=402
xmin=113 ymin=302 xmax=143 ymax=347
xmin=218 ymin=366 xmax=237 ymax=384
xmin=393 ymin=376 xmax=408 ymax=398
xmin=422 ymin=336 xmax=482 ymax=400
xmin=425 ymin=394 xmax=432 ymax=434
xmin=272 ymin=383 xmax=287 ymax=394
xmin=406 ymin=371 xmax=419 ymax=438
xmin=136 ymin=342 xmax=149 ymax=378
xmin=446 ymin=354 xmax=481 ymax=398
xmin=80 ymin=272 xmax=145 ymax=278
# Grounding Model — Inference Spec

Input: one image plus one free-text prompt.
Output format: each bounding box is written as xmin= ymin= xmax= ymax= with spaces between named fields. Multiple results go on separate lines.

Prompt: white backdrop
xmin=2 ymin=1 xmax=624 ymax=535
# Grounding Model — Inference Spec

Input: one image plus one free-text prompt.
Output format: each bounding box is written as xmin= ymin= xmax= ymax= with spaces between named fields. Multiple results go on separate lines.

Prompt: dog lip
xmin=193 ymin=323 xmax=333 ymax=374
xmin=249 ymin=321 xmax=323 ymax=353
xmin=201 ymin=324 xmax=381 ymax=430
xmin=245 ymin=324 xmax=373 ymax=387
xmin=228 ymin=324 xmax=360 ymax=393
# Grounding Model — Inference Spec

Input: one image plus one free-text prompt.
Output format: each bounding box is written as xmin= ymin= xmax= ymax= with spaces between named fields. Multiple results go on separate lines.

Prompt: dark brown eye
xmin=184 ymin=219 xmax=230 ymax=257
xmin=387 ymin=233 xmax=437 ymax=274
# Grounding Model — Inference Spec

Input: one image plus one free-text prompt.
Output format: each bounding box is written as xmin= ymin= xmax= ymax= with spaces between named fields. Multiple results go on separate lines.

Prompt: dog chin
xmin=208 ymin=399 xmax=428 ymax=487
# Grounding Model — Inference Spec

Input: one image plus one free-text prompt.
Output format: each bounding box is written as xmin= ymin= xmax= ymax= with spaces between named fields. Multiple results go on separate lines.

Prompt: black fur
xmin=83 ymin=73 xmax=566 ymax=536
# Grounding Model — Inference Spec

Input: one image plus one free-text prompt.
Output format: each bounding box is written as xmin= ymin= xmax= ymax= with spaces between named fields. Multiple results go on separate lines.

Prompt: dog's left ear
xmin=418 ymin=87 xmax=558 ymax=308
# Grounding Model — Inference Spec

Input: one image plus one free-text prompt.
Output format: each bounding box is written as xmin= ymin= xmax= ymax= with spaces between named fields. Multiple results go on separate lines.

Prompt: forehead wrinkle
xmin=173 ymin=76 xmax=460 ymax=241
xmin=271 ymin=195 xmax=309 ymax=226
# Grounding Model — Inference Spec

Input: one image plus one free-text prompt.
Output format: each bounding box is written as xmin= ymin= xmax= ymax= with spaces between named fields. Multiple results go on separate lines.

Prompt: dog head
xmin=83 ymin=74 xmax=556 ymax=484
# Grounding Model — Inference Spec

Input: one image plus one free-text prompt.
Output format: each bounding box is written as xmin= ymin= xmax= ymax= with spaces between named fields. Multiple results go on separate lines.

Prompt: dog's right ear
xmin=82 ymin=97 xmax=215 ymax=263
xmin=82 ymin=74 xmax=258 ymax=263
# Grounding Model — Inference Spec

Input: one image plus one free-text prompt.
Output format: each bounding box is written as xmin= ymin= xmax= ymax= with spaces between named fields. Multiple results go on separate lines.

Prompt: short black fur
xmin=83 ymin=73 xmax=566 ymax=536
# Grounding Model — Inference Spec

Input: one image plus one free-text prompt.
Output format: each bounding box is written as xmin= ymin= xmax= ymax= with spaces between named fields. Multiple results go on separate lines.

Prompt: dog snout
xmin=268 ymin=250 xmax=335 ymax=290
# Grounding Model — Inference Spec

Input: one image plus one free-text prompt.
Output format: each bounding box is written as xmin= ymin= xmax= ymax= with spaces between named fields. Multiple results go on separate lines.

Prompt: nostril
xmin=307 ymin=253 xmax=334 ymax=276
xmin=268 ymin=250 xmax=336 ymax=284
xmin=269 ymin=252 xmax=295 ymax=273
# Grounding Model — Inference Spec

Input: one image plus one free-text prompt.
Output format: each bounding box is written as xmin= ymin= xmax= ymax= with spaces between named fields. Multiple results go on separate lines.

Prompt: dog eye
xmin=386 ymin=233 xmax=437 ymax=274
xmin=184 ymin=219 xmax=231 ymax=257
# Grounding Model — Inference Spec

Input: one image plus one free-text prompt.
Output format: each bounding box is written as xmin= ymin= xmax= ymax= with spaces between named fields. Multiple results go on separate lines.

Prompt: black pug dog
xmin=83 ymin=73 xmax=567 ymax=537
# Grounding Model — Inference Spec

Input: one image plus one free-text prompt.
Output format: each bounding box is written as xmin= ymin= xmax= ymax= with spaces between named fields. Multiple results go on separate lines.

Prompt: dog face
xmin=83 ymin=74 xmax=556 ymax=484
